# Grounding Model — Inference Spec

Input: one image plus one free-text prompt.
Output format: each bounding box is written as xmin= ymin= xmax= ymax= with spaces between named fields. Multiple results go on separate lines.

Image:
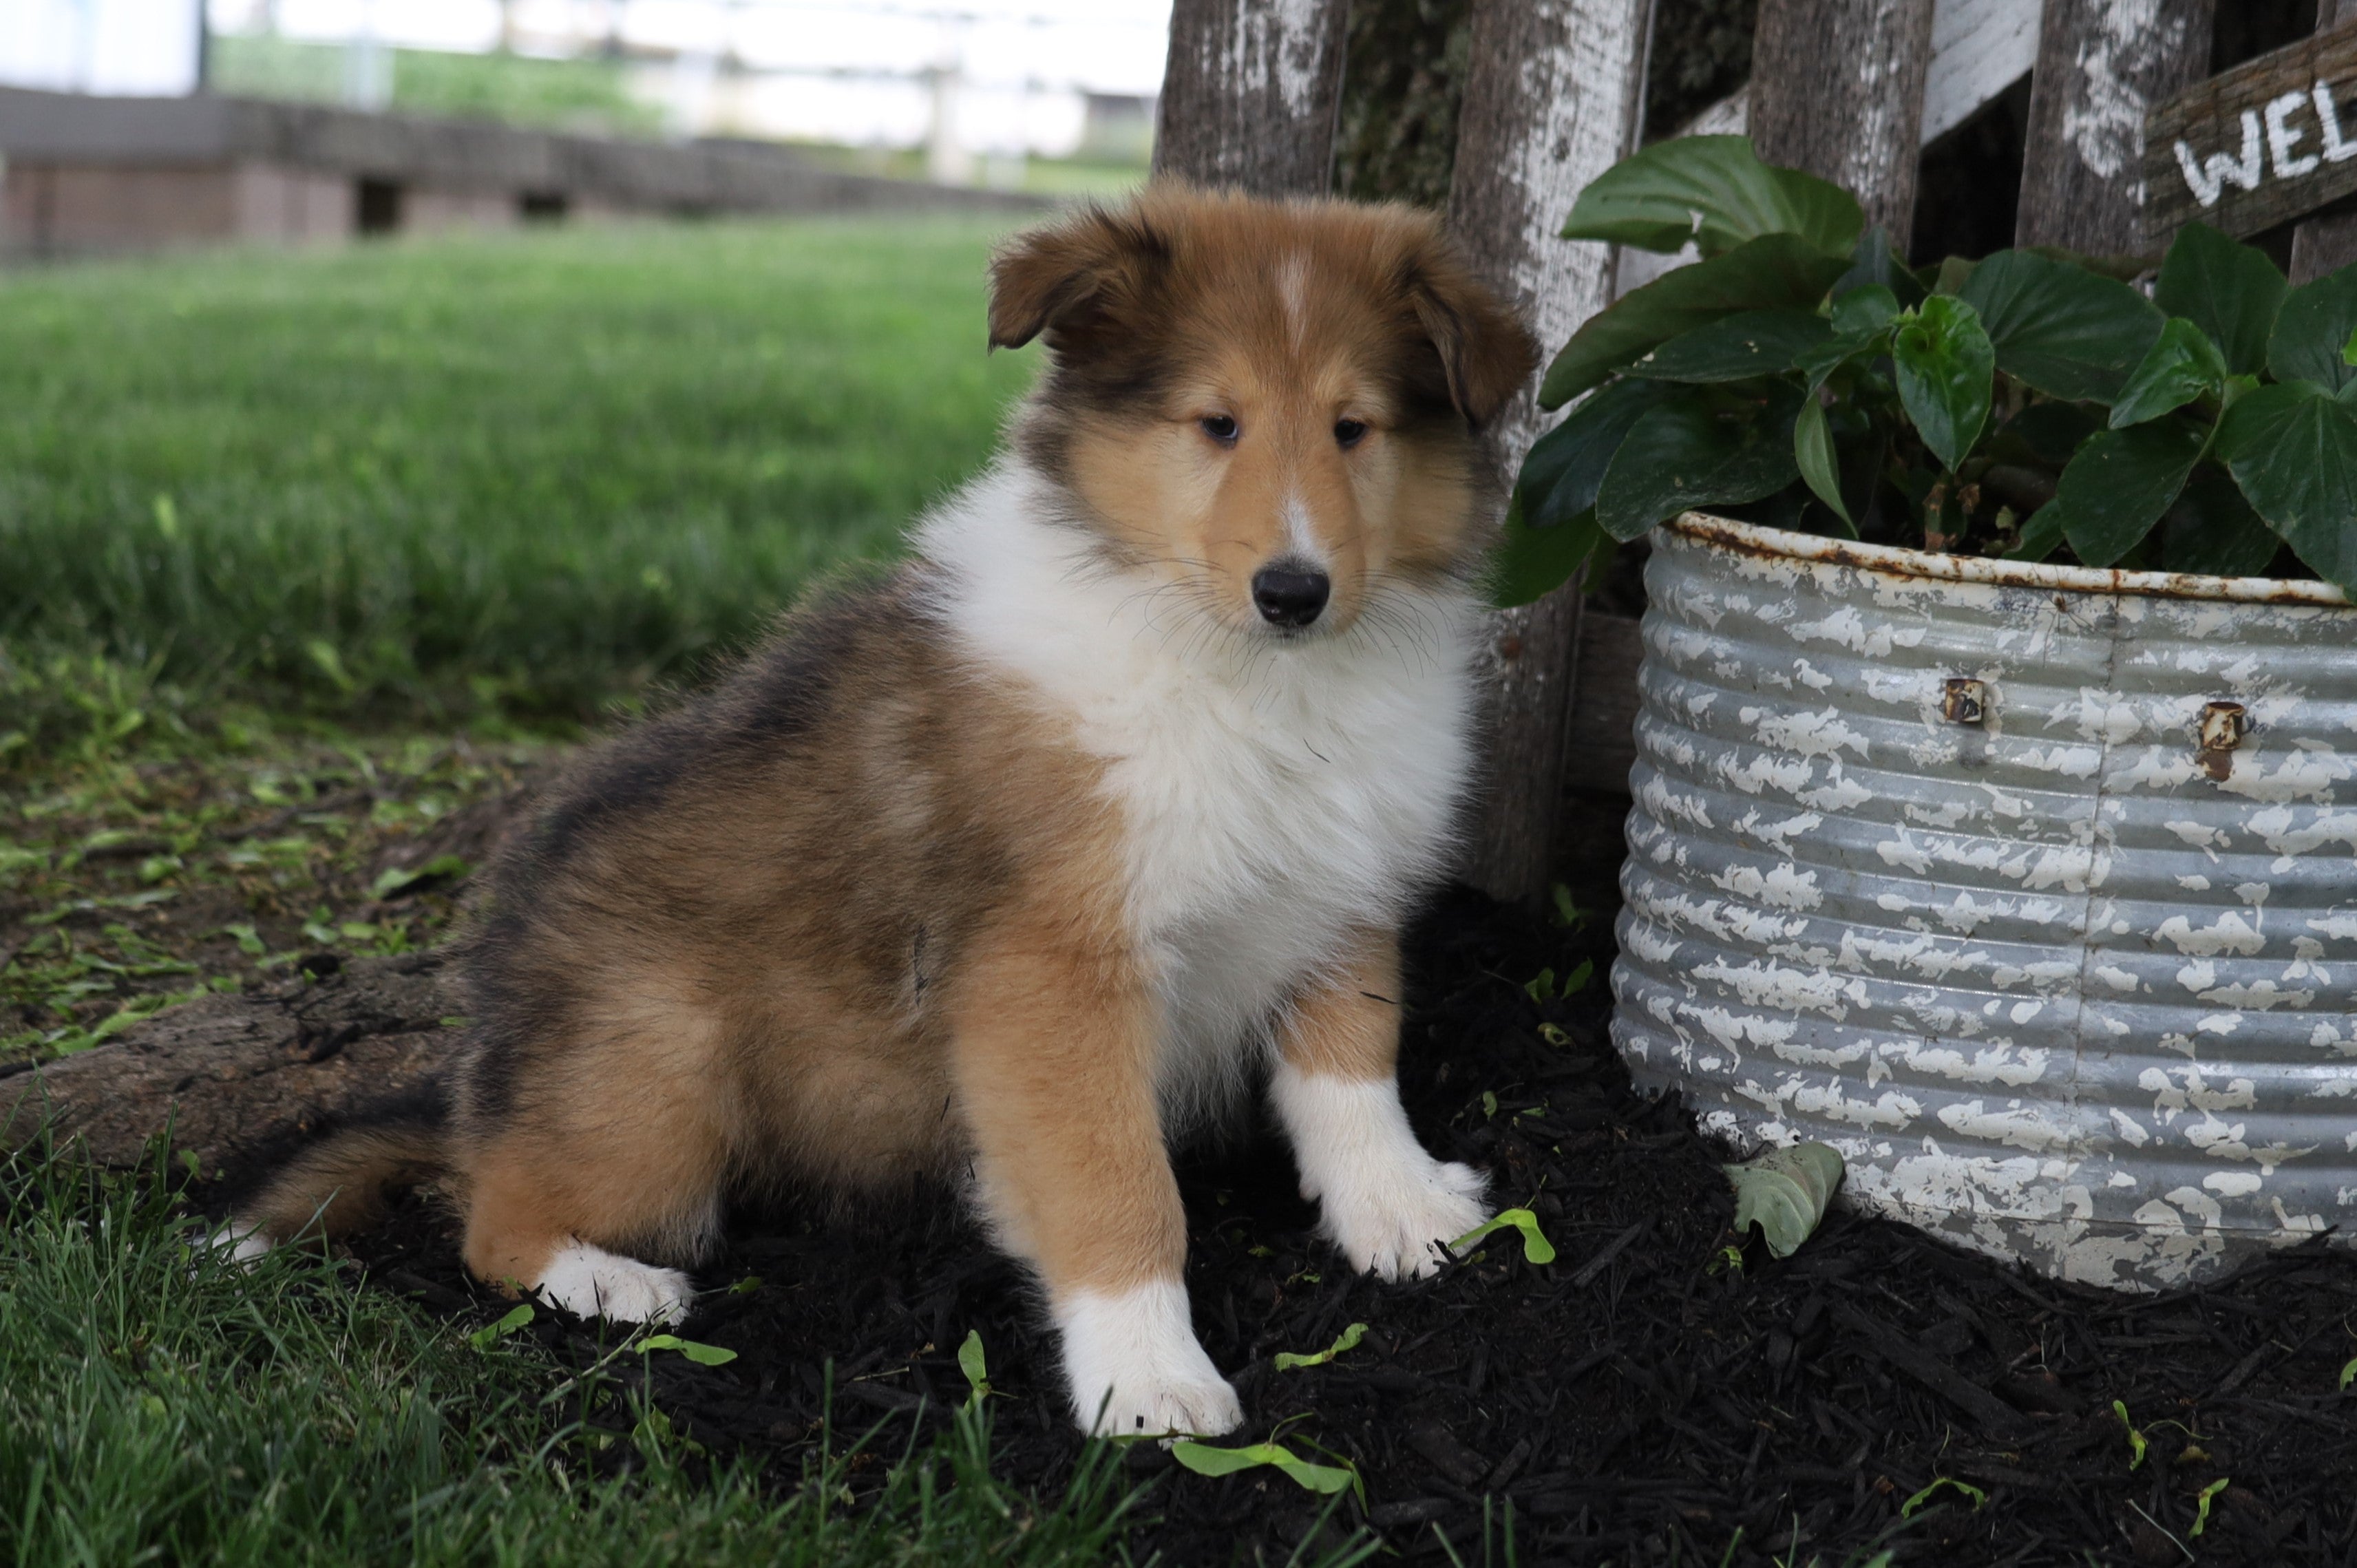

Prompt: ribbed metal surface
xmin=1611 ymin=516 xmax=2357 ymax=1290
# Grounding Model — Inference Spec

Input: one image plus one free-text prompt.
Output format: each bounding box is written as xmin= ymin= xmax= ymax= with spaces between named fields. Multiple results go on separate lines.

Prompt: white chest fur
xmin=920 ymin=467 xmax=1479 ymax=1121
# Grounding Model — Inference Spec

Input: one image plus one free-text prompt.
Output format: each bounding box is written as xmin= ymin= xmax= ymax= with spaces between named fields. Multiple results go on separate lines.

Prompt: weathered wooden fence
xmin=1154 ymin=0 xmax=2356 ymax=913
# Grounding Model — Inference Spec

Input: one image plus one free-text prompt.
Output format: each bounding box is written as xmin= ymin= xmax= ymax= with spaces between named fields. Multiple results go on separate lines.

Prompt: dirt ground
xmin=336 ymin=887 xmax=2357 ymax=1567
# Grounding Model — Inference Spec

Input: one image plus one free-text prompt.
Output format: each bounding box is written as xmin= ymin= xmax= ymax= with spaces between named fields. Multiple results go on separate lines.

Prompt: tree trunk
xmin=1450 ymin=0 xmax=1651 ymax=905
xmin=2294 ymin=2 xmax=2357 ymax=283
xmin=1154 ymin=0 xmax=1354 ymax=195
xmin=3 ymin=953 xmax=461 ymax=1177
xmin=2015 ymin=0 xmax=2218 ymax=255
xmin=1748 ymin=0 xmax=1937 ymax=244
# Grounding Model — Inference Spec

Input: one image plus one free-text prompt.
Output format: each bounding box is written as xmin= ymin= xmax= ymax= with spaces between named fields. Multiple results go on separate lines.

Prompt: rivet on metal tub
xmin=1941 ymin=677 xmax=1986 ymax=725
xmin=2197 ymin=700 xmax=2248 ymax=781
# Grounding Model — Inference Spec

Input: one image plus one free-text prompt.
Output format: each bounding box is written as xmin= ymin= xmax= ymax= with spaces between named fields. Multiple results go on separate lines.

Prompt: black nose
xmin=1251 ymin=565 xmax=1331 ymax=628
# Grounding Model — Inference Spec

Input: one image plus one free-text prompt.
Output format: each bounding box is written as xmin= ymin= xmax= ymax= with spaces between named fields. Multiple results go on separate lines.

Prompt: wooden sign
xmin=2144 ymin=23 xmax=2357 ymax=243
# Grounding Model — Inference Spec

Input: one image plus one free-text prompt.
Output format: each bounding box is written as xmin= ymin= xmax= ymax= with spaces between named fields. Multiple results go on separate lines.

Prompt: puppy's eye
xmin=1333 ymin=419 xmax=1368 ymax=449
xmin=1199 ymin=414 xmax=1239 ymax=444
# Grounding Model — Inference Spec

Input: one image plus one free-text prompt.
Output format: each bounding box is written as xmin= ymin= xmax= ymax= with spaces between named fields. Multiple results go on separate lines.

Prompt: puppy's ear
xmin=988 ymin=204 xmax=1172 ymax=350
xmin=1403 ymin=245 xmax=1540 ymax=430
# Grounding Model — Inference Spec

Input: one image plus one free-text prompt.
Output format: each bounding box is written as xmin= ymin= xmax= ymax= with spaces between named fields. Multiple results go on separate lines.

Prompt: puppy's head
xmin=989 ymin=189 xmax=1536 ymax=639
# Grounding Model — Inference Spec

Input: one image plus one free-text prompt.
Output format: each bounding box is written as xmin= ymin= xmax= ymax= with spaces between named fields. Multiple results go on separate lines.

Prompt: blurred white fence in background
xmin=191 ymin=0 xmax=1169 ymax=169
xmin=3 ymin=0 xmax=206 ymax=95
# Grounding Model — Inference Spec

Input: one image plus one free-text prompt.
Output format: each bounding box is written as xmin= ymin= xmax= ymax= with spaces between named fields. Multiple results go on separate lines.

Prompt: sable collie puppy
xmin=230 ymin=188 xmax=1537 ymax=1437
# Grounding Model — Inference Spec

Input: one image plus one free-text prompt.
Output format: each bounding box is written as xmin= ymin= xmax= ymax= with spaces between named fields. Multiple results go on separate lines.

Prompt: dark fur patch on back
xmin=460 ymin=576 xmax=925 ymax=1126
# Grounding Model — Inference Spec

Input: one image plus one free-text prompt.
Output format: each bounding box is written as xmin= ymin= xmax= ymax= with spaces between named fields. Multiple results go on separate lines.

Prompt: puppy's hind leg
xmin=458 ymin=1026 xmax=734 ymax=1327
xmin=463 ymin=1148 xmax=708 ymax=1326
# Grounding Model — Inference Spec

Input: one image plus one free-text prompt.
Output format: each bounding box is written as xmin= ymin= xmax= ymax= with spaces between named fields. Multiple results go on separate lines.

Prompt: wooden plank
xmin=1448 ymin=0 xmax=1649 ymax=906
xmin=1746 ymin=0 xmax=1938 ymax=240
xmin=1923 ymin=0 xmax=2042 ymax=144
xmin=2294 ymin=1 xmax=2357 ymax=281
xmin=1152 ymin=0 xmax=1352 ymax=195
xmin=2019 ymin=0 xmax=2216 ymax=254
xmin=2142 ymin=21 xmax=2357 ymax=244
xmin=1563 ymin=611 xmax=1644 ymax=796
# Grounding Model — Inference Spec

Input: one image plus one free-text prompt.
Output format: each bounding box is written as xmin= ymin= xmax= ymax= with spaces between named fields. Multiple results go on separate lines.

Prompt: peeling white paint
xmin=1616 ymin=515 xmax=2357 ymax=1293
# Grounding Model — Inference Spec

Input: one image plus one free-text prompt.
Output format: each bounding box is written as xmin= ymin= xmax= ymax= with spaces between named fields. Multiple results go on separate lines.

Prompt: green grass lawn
xmin=0 ymin=1133 xmax=1153 ymax=1566
xmin=0 ymin=218 xmax=1260 ymax=1565
xmin=0 ymin=216 xmax=1035 ymax=731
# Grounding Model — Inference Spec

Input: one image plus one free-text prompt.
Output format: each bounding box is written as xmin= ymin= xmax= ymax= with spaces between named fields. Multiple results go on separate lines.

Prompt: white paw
xmin=1270 ymin=1065 xmax=1490 ymax=1281
xmin=1056 ymin=1280 xmax=1243 ymax=1439
xmin=204 ymin=1220 xmax=275 ymax=1268
xmin=1321 ymin=1156 xmax=1489 ymax=1280
xmin=534 ymin=1242 xmax=692 ymax=1326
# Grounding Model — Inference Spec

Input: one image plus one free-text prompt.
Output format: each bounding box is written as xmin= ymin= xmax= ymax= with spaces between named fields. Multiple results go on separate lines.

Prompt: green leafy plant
xmin=2190 ymin=1476 xmax=2230 ymax=1537
xmin=1724 ymin=1143 xmax=1844 ymax=1259
xmin=1169 ymin=1438 xmax=1361 ymax=1501
xmin=1273 ymin=1322 xmax=1368 ymax=1372
xmin=2114 ymin=1399 xmax=2149 ymax=1470
xmin=1499 ymin=135 xmax=2357 ymax=607
xmin=637 ymin=1333 xmax=738 ymax=1367
xmin=1447 ymin=1207 xmax=1558 ymax=1265
xmin=1899 ymin=1476 xmax=1987 ymax=1518
xmin=467 ymin=1302 xmax=534 ymax=1350
xmin=958 ymin=1328 xmax=992 ymax=1408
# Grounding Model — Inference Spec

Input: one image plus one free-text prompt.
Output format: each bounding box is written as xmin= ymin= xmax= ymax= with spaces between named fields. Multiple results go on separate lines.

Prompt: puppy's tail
xmin=230 ymin=1092 xmax=451 ymax=1246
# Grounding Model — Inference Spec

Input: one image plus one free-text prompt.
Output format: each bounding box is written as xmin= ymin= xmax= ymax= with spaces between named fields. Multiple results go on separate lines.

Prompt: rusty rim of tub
xmin=1664 ymin=511 xmax=2354 ymax=608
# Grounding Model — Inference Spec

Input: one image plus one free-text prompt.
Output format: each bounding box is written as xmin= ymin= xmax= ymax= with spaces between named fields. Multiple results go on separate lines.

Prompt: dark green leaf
xmin=1993 ymin=401 xmax=2102 ymax=466
xmin=1832 ymin=226 xmax=1925 ymax=308
xmin=1832 ymin=285 xmax=1901 ymax=337
xmin=1490 ymin=499 xmax=1612 ymax=608
xmin=1891 ymin=295 xmax=1996 ymax=471
xmin=2162 ymin=463 xmax=2281 ymax=577
xmin=1594 ymin=383 xmax=1804 ymax=540
xmin=2155 ymin=222 xmax=2286 ymax=376
xmin=2217 ymin=381 xmax=2357 ymax=590
xmin=1539 ymin=234 xmax=1852 ymax=407
xmin=2008 ymin=500 xmax=2067 ymax=562
xmin=2109 ymin=317 xmax=2228 ymax=429
xmin=1561 ymin=135 xmax=1863 ymax=259
xmin=1626 ymin=309 xmax=1834 ymax=381
xmin=1959 ymin=249 xmax=2165 ymax=402
xmin=1793 ymin=326 xmax=1885 ymax=393
xmin=1516 ymin=379 xmax=1681 ymax=528
xmin=1793 ymin=396 xmax=1850 ymax=526
xmin=2268 ymin=264 xmax=2357 ymax=394
xmin=1930 ymin=256 xmax=1979 ymax=297
xmin=2053 ymin=417 xmax=2206 ymax=566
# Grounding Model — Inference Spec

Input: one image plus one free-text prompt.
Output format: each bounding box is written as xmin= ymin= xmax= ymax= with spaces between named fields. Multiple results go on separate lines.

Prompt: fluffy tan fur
xmin=233 ymin=187 xmax=1535 ymax=1424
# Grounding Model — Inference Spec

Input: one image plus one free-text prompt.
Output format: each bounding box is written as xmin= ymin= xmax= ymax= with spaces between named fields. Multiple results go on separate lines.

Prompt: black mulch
xmin=349 ymin=888 xmax=2357 ymax=1566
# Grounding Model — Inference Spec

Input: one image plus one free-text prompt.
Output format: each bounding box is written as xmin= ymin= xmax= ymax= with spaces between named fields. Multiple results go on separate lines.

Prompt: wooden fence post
xmin=1154 ymin=0 xmax=1353 ymax=195
xmin=2015 ymin=0 xmax=2217 ymax=253
xmin=2294 ymin=2 xmax=2357 ymax=282
xmin=1449 ymin=0 xmax=1651 ymax=906
xmin=1748 ymin=0 xmax=1937 ymax=242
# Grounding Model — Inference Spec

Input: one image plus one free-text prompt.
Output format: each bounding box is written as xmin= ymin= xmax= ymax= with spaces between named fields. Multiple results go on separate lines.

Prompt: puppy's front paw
xmin=534 ymin=1241 xmax=693 ymax=1326
xmin=1056 ymin=1280 xmax=1243 ymax=1438
xmin=1272 ymin=1066 xmax=1490 ymax=1281
xmin=1321 ymin=1156 xmax=1489 ymax=1281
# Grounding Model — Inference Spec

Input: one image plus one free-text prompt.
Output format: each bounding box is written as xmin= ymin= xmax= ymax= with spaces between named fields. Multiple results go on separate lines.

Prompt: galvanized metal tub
xmin=1611 ymin=513 xmax=2357 ymax=1290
